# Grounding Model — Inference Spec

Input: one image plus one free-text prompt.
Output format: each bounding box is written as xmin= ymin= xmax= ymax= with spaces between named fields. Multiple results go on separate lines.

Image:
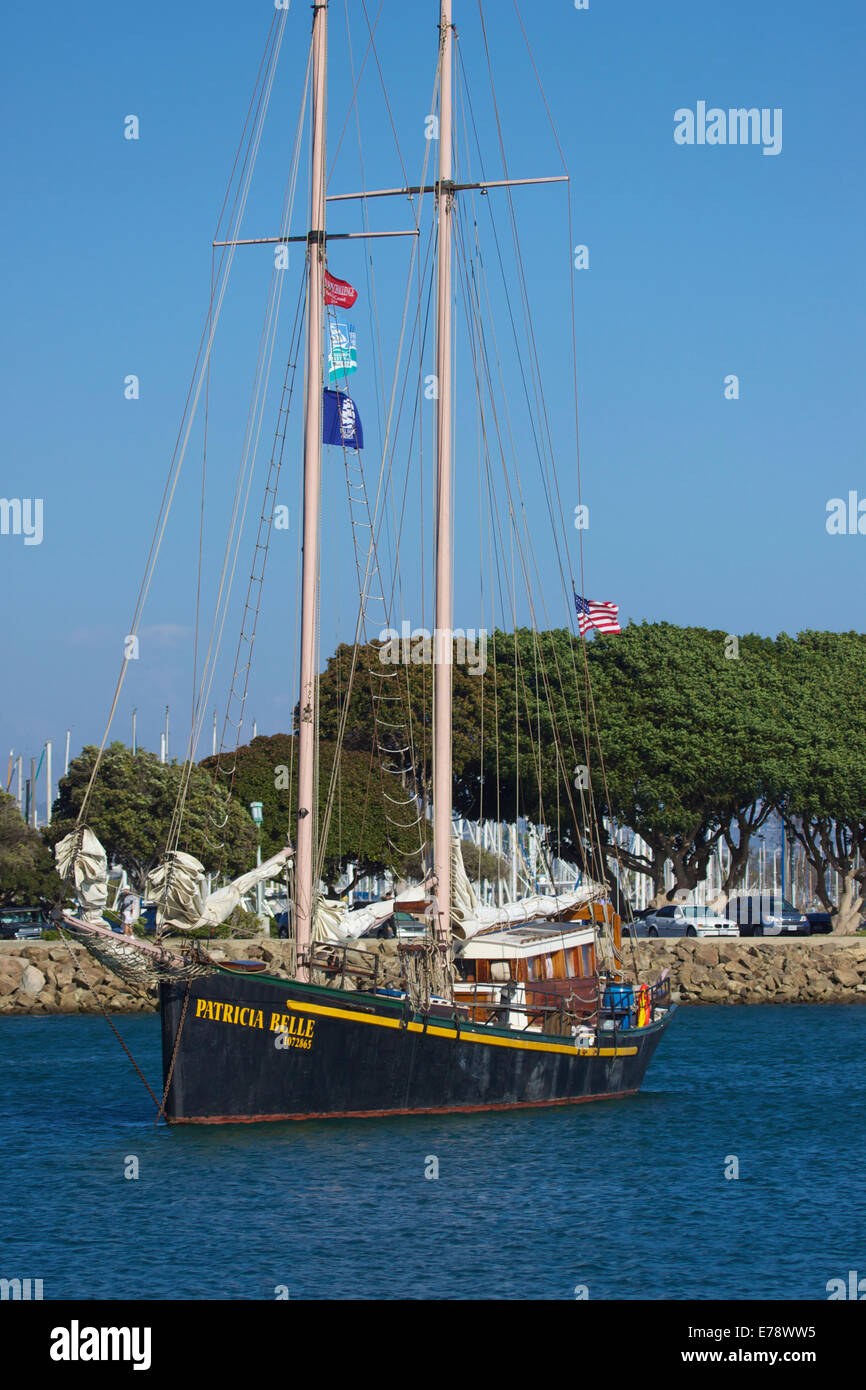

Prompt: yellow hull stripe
xmin=280 ymin=995 xmax=638 ymax=1058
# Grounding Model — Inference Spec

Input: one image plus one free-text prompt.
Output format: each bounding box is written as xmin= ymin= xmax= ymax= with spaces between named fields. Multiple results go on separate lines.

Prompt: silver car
xmin=639 ymin=905 xmax=739 ymax=939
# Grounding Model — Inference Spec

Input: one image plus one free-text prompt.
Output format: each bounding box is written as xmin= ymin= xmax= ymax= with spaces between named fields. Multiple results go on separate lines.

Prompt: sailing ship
xmin=54 ymin=0 xmax=673 ymax=1122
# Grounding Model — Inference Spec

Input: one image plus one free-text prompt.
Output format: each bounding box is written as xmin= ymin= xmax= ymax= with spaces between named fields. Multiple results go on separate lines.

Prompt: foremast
xmin=432 ymin=0 xmax=455 ymax=965
xmin=295 ymin=0 xmax=328 ymax=980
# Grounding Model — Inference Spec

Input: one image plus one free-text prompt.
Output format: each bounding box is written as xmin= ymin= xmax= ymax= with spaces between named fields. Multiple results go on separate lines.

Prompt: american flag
xmin=573 ymin=591 xmax=621 ymax=636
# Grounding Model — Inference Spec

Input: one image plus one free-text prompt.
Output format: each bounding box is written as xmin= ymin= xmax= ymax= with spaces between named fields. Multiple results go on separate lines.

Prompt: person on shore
xmin=118 ymin=890 xmax=140 ymax=937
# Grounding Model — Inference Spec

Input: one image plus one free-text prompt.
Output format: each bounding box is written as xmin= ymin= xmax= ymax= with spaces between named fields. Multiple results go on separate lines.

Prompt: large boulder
xmin=20 ymin=964 xmax=46 ymax=996
xmin=0 ymin=954 xmax=28 ymax=976
xmin=678 ymin=963 xmax=708 ymax=987
xmin=693 ymin=943 xmax=720 ymax=967
xmin=724 ymin=958 xmax=751 ymax=977
xmin=832 ymin=967 xmax=861 ymax=989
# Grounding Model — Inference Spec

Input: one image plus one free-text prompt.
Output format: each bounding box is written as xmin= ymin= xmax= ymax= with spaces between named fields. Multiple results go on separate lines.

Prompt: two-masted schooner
xmin=54 ymin=0 xmax=673 ymax=1122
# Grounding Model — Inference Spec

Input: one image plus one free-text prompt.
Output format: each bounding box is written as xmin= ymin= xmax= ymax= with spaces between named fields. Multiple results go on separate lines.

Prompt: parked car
xmin=725 ymin=894 xmax=810 ymax=937
xmin=273 ymin=911 xmax=290 ymax=939
xmin=622 ymin=908 xmax=653 ymax=934
xmin=805 ymin=911 xmax=833 ymax=935
xmin=639 ymin=905 xmax=738 ymax=938
xmin=0 ymin=907 xmax=47 ymax=941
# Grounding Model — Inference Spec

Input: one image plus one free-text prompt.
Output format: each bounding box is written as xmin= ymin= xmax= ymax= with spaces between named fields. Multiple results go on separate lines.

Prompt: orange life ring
xmin=636 ymin=984 xmax=651 ymax=1027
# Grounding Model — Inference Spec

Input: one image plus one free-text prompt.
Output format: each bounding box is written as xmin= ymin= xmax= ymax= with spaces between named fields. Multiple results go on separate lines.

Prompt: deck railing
xmin=309 ymin=940 xmax=672 ymax=1036
xmin=309 ymin=940 xmax=381 ymax=992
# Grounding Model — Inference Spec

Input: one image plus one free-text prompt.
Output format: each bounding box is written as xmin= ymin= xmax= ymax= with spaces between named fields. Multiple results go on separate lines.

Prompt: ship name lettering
xmin=270 ymin=1011 xmax=315 ymax=1039
xmin=194 ymin=999 xmax=265 ymax=1029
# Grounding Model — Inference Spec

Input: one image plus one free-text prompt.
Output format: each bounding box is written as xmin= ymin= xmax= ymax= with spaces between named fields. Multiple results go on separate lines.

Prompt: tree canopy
xmin=776 ymin=631 xmax=866 ymax=930
xmin=0 ymin=791 xmax=62 ymax=907
xmin=12 ymin=625 xmax=864 ymax=928
xmin=200 ymin=734 xmax=426 ymax=893
xmin=47 ymin=744 xmax=258 ymax=892
xmin=312 ymin=623 xmax=865 ymax=919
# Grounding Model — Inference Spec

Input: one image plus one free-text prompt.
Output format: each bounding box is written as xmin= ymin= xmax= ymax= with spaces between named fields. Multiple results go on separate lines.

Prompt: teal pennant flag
xmin=327 ymin=320 xmax=358 ymax=384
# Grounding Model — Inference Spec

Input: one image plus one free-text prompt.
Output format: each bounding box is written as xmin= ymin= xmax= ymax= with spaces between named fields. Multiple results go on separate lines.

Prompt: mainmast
xmin=432 ymin=0 xmax=454 ymax=959
xmin=295 ymin=0 xmax=328 ymax=980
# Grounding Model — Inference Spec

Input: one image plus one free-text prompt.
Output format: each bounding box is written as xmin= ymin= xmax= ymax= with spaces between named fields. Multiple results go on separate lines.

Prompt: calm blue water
xmin=0 ymin=1006 xmax=863 ymax=1300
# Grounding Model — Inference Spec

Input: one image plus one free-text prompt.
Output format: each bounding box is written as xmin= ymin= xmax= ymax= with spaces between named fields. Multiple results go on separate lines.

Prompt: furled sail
xmin=146 ymin=845 xmax=293 ymax=932
xmin=312 ymin=896 xmax=396 ymax=943
xmin=305 ymin=837 xmax=606 ymax=946
xmin=54 ymin=827 xmax=110 ymax=924
xmin=53 ymin=828 xmax=217 ymax=987
xmin=449 ymin=838 xmax=605 ymax=942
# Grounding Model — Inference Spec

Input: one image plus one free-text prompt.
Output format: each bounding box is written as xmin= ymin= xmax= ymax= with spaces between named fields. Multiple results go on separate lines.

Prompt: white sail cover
xmin=312 ymin=896 xmax=396 ymax=943
xmin=449 ymin=837 xmax=604 ymax=941
xmin=308 ymin=838 xmax=606 ymax=945
xmin=54 ymin=827 xmax=109 ymax=924
xmin=146 ymin=845 xmax=293 ymax=931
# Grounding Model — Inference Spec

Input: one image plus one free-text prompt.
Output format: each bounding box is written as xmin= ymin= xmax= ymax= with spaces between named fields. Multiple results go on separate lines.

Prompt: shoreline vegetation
xmin=2 ymin=937 xmax=865 ymax=1015
xmin=8 ymin=627 xmax=866 ymax=935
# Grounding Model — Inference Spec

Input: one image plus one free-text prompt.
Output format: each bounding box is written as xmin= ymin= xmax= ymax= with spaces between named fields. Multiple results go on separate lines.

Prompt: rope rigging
xmin=63 ymin=2 xmax=635 ymax=988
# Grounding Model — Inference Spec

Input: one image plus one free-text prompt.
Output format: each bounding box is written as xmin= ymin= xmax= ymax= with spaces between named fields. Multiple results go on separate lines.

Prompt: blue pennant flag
xmin=323 ymin=389 xmax=364 ymax=450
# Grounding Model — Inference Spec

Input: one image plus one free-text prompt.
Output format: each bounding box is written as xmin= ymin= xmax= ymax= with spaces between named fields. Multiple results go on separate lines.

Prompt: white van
xmin=725 ymin=894 xmax=810 ymax=937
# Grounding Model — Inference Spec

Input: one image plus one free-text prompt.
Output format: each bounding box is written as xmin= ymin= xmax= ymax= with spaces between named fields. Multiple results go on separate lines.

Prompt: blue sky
xmin=2 ymin=0 xmax=865 ymax=793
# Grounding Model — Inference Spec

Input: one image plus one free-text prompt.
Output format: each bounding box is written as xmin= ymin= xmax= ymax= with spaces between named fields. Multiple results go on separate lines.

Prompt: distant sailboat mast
xmin=295 ymin=0 xmax=328 ymax=980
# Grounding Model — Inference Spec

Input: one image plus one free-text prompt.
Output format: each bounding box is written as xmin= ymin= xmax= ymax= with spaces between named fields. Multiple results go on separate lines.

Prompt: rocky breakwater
xmin=0 ymin=940 xmax=156 ymax=1014
xmin=630 ymin=937 xmax=866 ymax=1004
xmin=3 ymin=936 xmax=866 ymax=1013
xmin=0 ymin=937 xmax=404 ymax=1015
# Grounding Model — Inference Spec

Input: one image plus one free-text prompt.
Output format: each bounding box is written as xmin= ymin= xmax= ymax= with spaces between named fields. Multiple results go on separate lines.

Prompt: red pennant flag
xmin=324 ymin=271 xmax=358 ymax=309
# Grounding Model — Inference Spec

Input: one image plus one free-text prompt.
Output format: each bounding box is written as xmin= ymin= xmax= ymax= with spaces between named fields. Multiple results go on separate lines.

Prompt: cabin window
xmin=581 ymin=944 xmax=593 ymax=976
xmin=544 ymin=955 xmax=554 ymax=979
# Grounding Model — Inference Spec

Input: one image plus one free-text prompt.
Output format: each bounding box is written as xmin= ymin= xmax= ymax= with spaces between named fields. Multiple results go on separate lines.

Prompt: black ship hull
xmin=159 ymin=969 xmax=674 ymax=1124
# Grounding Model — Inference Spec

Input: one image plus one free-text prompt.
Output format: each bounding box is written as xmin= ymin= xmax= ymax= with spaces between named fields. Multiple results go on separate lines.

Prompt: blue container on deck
xmin=602 ymin=984 xmax=634 ymax=1029
xmin=602 ymin=985 xmax=635 ymax=1011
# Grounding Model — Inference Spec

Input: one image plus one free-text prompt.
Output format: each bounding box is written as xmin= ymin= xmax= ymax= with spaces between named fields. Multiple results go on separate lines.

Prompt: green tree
xmin=47 ymin=744 xmax=258 ymax=892
xmin=312 ymin=639 xmax=485 ymax=813
xmin=582 ymin=624 xmax=787 ymax=906
xmin=200 ymin=734 xmax=427 ymax=894
xmin=778 ymin=631 xmax=866 ymax=933
xmin=0 ymin=791 xmax=62 ymax=907
xmin=309 ymin=624 xmax=796 ymax=909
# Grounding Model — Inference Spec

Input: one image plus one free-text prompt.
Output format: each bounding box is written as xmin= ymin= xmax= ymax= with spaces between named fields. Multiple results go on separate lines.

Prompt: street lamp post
xmin=249 ymin=802 xmax=266 ymax=934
